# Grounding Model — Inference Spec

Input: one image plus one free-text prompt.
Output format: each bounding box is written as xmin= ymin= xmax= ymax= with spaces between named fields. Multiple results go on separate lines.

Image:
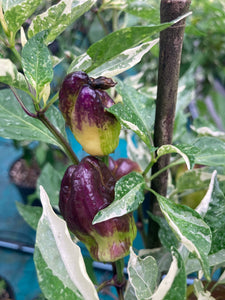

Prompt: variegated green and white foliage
xmin=123 ymin=171 xmax=224 ymax=300
xmin=35 ymin=186 xmax=99 ymax=300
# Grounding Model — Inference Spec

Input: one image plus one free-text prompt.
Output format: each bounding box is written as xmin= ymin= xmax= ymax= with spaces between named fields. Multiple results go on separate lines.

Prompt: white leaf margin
xmin=128 ymin=248 xmax=157 ymax=299
xmin=88 ymin=39 xmax=159 ymax=78
xmin=68 ymin=39 xmax=159 ymax=78
xmin=151 ymin=249 xmax=180 ymax=300
xmin=195 ymin=170 xmax=217 ymax=217
xmin=37 ymin=185 xmax=99 ymax=300
xmin=0 ymin=58 xmax=29 ymax=92
xmin=157 ymin=144 xmax=191 ymax=170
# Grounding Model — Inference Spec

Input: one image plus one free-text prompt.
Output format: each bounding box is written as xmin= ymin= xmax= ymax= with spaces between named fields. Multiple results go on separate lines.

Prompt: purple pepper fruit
xmin=59 ymin=71 xmax=121 ymax=156
xmin=109 ymin=157 xmax=142 ymax=180
xmin=59 ymin=156 xmax=137 ymax=262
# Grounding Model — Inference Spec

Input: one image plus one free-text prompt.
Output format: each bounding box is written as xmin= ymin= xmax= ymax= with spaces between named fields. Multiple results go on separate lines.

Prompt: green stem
xmin=96 ymin=279 xmax=114 ymax=292
xmin=11 ymin=81 xmax=78 ymax=166
xmin=142 ymin=157 xmax=156 ymax=177
xmin=97 ymin=11 xmax=109 ymax=35
xmin=149 ymin=158 xmax=183 ymax=181
xmin=10 ymin=45 xmax=22 ymax=64
xmin=112 ymin=9 xmax=119 ymax=32
xmin=42 ymin=92 xmax=59 ymax=112
xmin=115 ymin=259 xmax=124 ymax=284
xmin=37 ymin=113 xmax=79 ymax=165
xmin=113 ymin=258 xmax=125 ymax=300
xmin=100 ymin=155 xmax=109 ymax=167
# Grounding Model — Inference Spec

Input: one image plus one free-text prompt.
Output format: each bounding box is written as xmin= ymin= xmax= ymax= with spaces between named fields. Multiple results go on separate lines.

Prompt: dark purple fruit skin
xmin=109 ymin=157 xmax=142 ymax=180
xmin=59 ymin=156 xmax=136 ymax=262
xmin=58 ymin=71 xmax=121 ymax=156
xmin=59 ymin=71 xmax=90 ymax=127
xmin=73 ymin=85 xmax=116 ymax=131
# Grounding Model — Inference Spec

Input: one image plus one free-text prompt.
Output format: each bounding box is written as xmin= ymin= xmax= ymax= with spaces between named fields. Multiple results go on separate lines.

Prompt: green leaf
xmin=2 ymin=0 xmax=43 ymax=33
xmin=0 ymin=89 xmax=67 ymax=149
xmin=16 ymin=202 xmax=42 ymax=230
xmin=151 ymin=248 xmax=186 ymax=300
xmin=92 ymin=172 xmax=145 ymax=224
xmin=217 ymin=270 xmax=225 ymax=285
xmin=186 ymin=249 xmax=225 ymax=275
xmin=199 ymin=172 xmax=225 ymax=254
xmin=126 ymin=132 xmax=153 ymax=174
xmin=124 ymin=282 xmax=138 ymax=300
xmin=68 ymin=39 xmax=159 ymax=77
xmin=107 ymin=80 xmax=155 ymax=149
xmin=86 ymin=13 xmax=190 ymax=73
xmin=128 ymin=248 xmax=158 ymax=299
xmin=35 ymin=186 xmax=99 ymax=300
xmin=151 ymin=189 xmax=212 ymax=280
xmin=67 ymin=52 xmax=92 ymax=74
xmin=124 ymin=0 xmax=160 ymax=22
xmin=157 ymin=144 xmax=199 ymax=170
xmin=193 ymin=279 xmax=215 ymax=299
xmin=34 ymin=247 xmax=81 ymax=300
xmin=191 ymin=118 xmax=225 ymax=140
xmin=36 ymin=163 xmax=63 ymax=208
xmin=176 ymin=167 xmax=222 ymax=195
xmin=22 ymin=31 xmax=53 ymax=96
xmin=193 ymin=137 xmax=225 ymax=167
xmin=149 ymin=213 xmax=179 ymax=250
xmin=88 ymin=39 xmax=159 ymax=78
xmin=28 ymin=0 xmax=97 ymax=44
xmin=0 ymin=59 xmax=29 ymax=92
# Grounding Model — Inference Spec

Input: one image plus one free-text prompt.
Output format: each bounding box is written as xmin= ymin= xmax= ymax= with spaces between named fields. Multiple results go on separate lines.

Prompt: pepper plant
xmin=0 ymin=0 xmax=225 ymax=299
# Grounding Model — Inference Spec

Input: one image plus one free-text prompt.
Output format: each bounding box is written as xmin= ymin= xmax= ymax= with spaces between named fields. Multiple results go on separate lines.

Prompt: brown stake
xmin=148 ymin=0 xmax=191 ymax=248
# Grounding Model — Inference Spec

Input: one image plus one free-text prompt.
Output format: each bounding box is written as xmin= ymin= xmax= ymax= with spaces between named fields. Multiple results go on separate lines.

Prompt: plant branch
xmin=96 ymin=278 xmax=114 ymax=292
xmin=10 ymin=87 xmax=38 ymax=118
xmin=112 ymin=259 xmax=126 ymax=300
xmin=149 ymin=158 xmax=183 ymax=181
xmin=147 ymin=0 xmax=191 ymax=248
xmin=37 ymin=113 xmax=79 ymax=165
xmin=10 ymin=87 xmax=79 ymax=165
xmin=41 ymin=92 xmax=59 ymax=113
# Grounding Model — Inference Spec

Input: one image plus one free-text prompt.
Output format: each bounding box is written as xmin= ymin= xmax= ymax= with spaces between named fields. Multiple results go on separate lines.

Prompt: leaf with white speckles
xmin=86 ymin=13 xmax=191 ymax=73
xmin=35 ymin=186 xmax=99 ymax=300
xmin=2 ymin=0 xmax=43 ymax=33
xmin=93 ymin=172 xmax=145 ymax=224
xmin=193 ymin=137 xmax=225 ymax=167
xmin=0 ymin=89 xmax=67 ymax=148
xmin=176 ymin=166 xmax=225 ymax=195
xmin=0 ymin=59 xmax=29 ymax=92
xmin=107 ymin=80 xmax=155 ymax=149
xmin=28 ymin=0 xmax=97 ymax=44
xmin=157 ymin=144 xmax=199 ymax=170
xmin=88 ymin=39 xmax=159 ymax=78
xmin=22 ymin=31 xmax=53 ymax=97
xmin=127 ymin=248 xmax=158 ymax=299
xmin=150 ymin=189 xmax=212 ymax=280
xmin=151 ymin=248 xmax=186 ymax=300
xmin=201 ymin=172 xmax=225 ymax=254
xmin=124 ymin=0 xmax=159 ymax=22
xmin=186 ymin=249 xmax=225 ymax=275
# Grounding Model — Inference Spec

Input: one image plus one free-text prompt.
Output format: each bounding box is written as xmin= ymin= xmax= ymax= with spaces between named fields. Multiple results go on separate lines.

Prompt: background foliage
xmin=0 ymin=0 xmax=225 ymax=299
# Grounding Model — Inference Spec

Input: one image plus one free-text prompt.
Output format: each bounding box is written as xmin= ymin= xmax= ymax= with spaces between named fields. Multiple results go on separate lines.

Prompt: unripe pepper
xmin=59 ymin=71 xmax=121 ymax=156
xmin=59 ymin=156 xmax=137 ymax=262
xmin=109 ymin=157 xmax=142 ymax=180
